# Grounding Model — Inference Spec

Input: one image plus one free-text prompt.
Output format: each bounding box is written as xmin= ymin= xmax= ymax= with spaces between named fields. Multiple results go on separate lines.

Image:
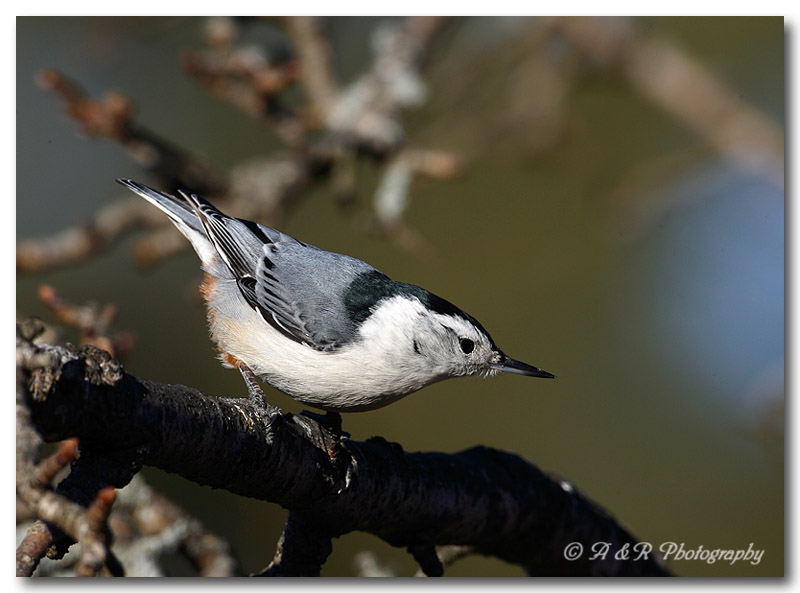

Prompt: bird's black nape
xmin=343 ymin=270 xmax=496 ymax=347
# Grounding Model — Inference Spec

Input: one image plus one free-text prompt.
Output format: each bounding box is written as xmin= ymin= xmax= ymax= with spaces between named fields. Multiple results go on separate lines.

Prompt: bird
xmin=117 ymin=179 xmax=554 ymax=415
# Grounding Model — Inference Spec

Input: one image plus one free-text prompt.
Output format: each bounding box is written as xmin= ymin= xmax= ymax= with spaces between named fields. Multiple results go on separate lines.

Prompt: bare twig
xmin=281 ymin=16 xmax=340 ymax=120
xmin=33 ymin=439 xmax=78 ymax=490
xmin=37 ymin=69 xmax=228 ymax=194
xmin=16 ymin=329 xmax=240 ymax=576
xmin=18 ymin=473 xmax=240 ymax=577
xmin=16 ymin=439 xmax=79 ymax=577
xmin=16 ymin=197 xmax=156 ymax=275
xmin=114 ymin=475 xmax=239 ymax=577
xmin=16 ymin=521 xmax=57 ymax=577
xmin=75 ymin=487 xmax=118 ymax=576
xmin=327 ymin=17 xmax=449 ymax=150
xmin=36 ymin=284 xmax=136 ymax=360
xmin=374 ymin=147 xmax=463 ymax=227
xmin=19 ymin=17 xmax=463 ymax=276
xmin=15 ymin=439 xmax=85 ymax=576
xmin=182 ymin=35 xmax=305 ymax=146
xmin=18 ymin=68 xmax=229 ymax=275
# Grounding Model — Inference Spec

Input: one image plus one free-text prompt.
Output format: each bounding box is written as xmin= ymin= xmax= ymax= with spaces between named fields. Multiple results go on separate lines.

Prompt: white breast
xmin=206 ymin=282 xmax=445 ymax=412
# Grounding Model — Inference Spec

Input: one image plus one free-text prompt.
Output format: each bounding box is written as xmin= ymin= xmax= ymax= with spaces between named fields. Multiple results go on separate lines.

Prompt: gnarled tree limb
xmin=17 ymin=331 xmax=669 ymax=576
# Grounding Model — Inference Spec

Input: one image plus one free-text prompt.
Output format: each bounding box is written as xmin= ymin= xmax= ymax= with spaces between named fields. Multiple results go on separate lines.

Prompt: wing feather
xmin=173 ymin=189 xmax=370 ymax=351
xmin=181 ymin=191 xmax=325 ymax=348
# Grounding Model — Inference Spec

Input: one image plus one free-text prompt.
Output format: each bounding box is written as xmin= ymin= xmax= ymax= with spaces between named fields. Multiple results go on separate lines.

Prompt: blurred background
xmin=16 ymin=16 xmax=783 ymax=576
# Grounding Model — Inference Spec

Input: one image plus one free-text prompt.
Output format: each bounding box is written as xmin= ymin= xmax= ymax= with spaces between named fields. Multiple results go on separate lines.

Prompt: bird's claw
xmin=238 ymin=363 xmax=281 ymax=416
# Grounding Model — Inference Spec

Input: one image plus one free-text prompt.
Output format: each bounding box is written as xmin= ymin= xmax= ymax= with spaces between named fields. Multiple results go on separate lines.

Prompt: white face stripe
xmin=357 ymin=296 xmax=492 ymax=358
xmin=355 ymin=295 xmax=428 ymax=342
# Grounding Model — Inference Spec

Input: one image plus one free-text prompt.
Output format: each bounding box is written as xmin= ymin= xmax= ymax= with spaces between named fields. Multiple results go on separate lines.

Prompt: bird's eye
xmin=459 ymin=338 xmax=475 ymax=354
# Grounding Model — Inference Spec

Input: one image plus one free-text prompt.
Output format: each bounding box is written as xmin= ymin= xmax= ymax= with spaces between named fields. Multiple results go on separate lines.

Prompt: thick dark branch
xmin=18 ymin=336 xmax=669 ymax=576
xmin=259 ymin=512 xmax=333 ymax=576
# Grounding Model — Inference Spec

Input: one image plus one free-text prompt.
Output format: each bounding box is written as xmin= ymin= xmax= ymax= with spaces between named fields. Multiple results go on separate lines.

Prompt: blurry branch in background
xmin=543 ymin=16 xmax=783 ymax=236
xmin=372 ymin=148 xmax=462 ymax=252
xmin=280 ymin=16 xmax=340 ymax=123
xmin=421 ymin=17 xmax=782 ymax=237
xmin=16 ymin=68 xmax=228 ymax=274
xmin=16 ymin=329 xmax=670 ymax=577
xmin=35 ymin=284 xmax=136 ymax=362
xmin=17 ymin=16 xmax=462 ymax=275
xmin=182 ymin=17 xmax=307 ymax=146
xmin=18 ymin=17 xmax=782 ymax=271
xmin=15 ymin=184 xmax=156 ymax=275
xmin=35 ymin=68 xmax=229 ymax=195
xmin=547 ymin=17 xmax=783 ymax=174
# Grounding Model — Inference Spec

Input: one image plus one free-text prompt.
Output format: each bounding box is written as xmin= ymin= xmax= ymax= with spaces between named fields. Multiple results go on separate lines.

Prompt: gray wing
xmin=184 ymin=191 xmax=373 ymax=351
xmin=249 ymin=241 xmax=376 ymax=350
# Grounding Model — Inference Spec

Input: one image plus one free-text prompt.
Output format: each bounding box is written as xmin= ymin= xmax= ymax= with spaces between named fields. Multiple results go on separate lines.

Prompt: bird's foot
xmin=237 ymin=363 xmax=281 ymax=417
xmin=300 ymin=410 xmax=350 ymax=439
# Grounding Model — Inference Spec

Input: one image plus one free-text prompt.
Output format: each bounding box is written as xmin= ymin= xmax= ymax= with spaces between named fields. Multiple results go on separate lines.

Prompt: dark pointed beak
xmin=493 ymin=354 xmax=555 ymax=378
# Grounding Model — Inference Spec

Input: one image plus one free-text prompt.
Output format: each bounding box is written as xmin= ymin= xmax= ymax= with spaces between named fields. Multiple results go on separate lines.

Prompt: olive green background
xmin=16 ymin=17 xmax=784 ymax=576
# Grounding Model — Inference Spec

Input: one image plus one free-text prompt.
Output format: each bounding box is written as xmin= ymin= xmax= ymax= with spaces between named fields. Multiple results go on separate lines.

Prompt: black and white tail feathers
xmin=116 ymin=178 xmax=222 ymax=268
xmin=116 ymin=179 xmax=200 ymax=234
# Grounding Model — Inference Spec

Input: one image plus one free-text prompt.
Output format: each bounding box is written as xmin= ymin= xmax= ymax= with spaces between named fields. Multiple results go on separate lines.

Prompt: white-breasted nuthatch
xmin=118 ymin=179 xmax=554 ymax=413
